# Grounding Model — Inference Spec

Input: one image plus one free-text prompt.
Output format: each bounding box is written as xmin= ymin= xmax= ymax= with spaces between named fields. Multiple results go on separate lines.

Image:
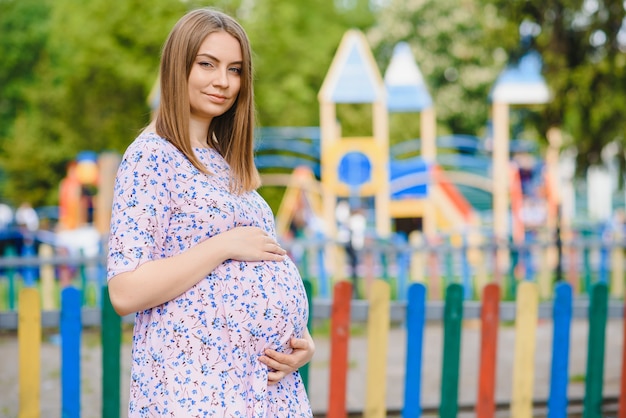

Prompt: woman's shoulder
xmin=121 ymin=131 xmax=181 ymax=162
xmin=126 ymin=131 xmax=173 ymax=153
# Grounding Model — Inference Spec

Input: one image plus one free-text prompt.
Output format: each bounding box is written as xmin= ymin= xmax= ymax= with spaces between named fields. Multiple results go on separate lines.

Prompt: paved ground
xmin=0 ymin=318 xmax=623 ymax=417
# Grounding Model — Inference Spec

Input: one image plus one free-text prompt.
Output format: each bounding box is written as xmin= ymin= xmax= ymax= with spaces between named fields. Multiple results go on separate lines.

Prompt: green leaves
xmin=1 ymin=0 xmax=624 ymax=207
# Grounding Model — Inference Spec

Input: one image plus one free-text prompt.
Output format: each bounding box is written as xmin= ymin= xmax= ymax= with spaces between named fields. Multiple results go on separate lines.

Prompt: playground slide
xmin=509 ymin=165 xmax=525 ymax=243
xmin=430 ymin=166 xmax=478 ymax=231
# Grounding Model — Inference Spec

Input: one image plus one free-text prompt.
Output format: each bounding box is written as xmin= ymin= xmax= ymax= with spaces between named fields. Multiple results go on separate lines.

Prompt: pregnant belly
xmin=131 ymin=259 xmax=309 ymax=412
xmin=201 ymin=258 xmax=309 ymax=355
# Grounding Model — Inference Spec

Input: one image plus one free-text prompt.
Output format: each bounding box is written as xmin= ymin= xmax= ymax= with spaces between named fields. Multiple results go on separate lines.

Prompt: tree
xmin=244 ymin=0 xmax=376 ymax=127
xmin=1 ymin=0 xmax=196 ymax=205
xmin=367 ymin=0 xmax=509 ymax=144
xmin=483 ymin=0 xmax=626 ymax=175
xmin=0 ymin=0 xmax=51 ymax=141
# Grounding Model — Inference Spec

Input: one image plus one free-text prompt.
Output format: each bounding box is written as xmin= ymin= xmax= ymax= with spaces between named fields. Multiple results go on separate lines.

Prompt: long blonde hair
xmin=155 ymin=8 xmax=260 ymax=192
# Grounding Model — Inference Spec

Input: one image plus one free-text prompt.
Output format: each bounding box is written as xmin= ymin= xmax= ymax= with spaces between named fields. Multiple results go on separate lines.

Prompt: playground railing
xmin=1 ymin=226 xmax=626 ymax=311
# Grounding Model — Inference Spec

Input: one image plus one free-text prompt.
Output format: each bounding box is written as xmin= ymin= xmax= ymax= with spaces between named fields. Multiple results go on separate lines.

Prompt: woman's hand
xmin=220 ymin=226 xmax=287 ymax=262
xmin=259 ymin=329 xmax=315 ymax=385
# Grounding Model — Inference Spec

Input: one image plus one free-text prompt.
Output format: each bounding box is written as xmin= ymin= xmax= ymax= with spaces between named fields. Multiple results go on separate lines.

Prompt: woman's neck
xmin=189 ymin=118 xmax=211 ymax=148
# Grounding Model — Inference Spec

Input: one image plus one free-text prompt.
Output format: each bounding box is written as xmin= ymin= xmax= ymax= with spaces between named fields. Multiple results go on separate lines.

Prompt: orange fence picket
xmin=476 ymin=283 xmax=501 ymax=418
xmin=327 ymin=281 xmax=352 ymax=418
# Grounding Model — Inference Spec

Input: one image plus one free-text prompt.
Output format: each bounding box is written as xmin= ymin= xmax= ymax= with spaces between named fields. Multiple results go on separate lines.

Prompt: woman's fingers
xmin=259 ymin=351 xmax=292 ymax=371
xmin=267 ymin=369 xmax=285 ymax=385
xmin=289 ymin=337 xmax=309 ymax=351
xmin=268 ymin=241 xmax=286 ymax=255
xmin=259 ymin=335 xmax=315 ymax=384
xmin=225 ymin=226 xmax=287 ymax=261
xmin=260 ymin=354 xmax=293 ymax=385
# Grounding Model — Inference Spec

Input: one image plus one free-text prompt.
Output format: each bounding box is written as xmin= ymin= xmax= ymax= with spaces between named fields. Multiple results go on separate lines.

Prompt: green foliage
xmin=0 ymin=0 xmax=52 ymax=141
xmin=245 ymin=0 xmax=375 ymax=127
xmin=484 ymin=0 xmax=626 ymax=173
xmin=368 ymin=0 xmax=507 ymax=142
xmin=0 ymin=0 xmax=193 ymax=205
xmin=1 ymin=0 xmax=624 ymax=206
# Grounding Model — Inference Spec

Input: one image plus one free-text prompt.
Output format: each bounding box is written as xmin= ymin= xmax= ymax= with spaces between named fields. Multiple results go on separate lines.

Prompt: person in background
xmin=0 ymin=203 xmax=12 ymax=231
xmin=106 ymin=8 xmax=313 ymax=417
xmin=15 ymin=202 xmax=39 ymax=233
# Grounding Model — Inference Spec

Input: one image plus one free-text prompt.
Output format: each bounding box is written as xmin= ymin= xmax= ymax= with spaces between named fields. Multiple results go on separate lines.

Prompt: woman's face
xmin=188 ymin=31 xmax=242 ymax=123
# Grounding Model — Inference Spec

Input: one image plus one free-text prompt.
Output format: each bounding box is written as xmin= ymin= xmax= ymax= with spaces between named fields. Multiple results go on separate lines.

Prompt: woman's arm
xmin=108 ymin=226 xmax=286 ymax=316
xmin=259 ymin=328 xmax=315 ymax=384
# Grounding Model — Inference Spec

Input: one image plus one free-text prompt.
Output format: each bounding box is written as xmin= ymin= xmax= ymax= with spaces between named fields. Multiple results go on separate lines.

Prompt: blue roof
xmin=387 ymin=85 xmax=433 ymax=112
xmin=490 ymin=50 xmax=550 ymax=104
xmin=331 ymin=43 xmax=381 ymax=103
xmin=384 ymin=42 xmax=432 ymax=112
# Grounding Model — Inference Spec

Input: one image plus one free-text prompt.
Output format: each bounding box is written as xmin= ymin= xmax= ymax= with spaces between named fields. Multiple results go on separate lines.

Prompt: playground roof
xmin=384 ymin=42 xmax=433 ymax=112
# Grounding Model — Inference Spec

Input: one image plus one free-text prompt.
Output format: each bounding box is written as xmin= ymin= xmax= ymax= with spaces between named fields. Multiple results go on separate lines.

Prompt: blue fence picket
xmin=21 ymin=242 xmax=37 ymax=287
xmin=61 ymin=287 xmax=82 ymax=418
xmin=548 ymin=282 xmax=573 ymax=418
xmin=403 ymin=283 xmax=427 ymax=417
xmin=461 ymin=235 xmax=472 ymax=299
xmin=394 ymin=234 xmax=410 ymax=300
xmin=316 ymin=232 xmax=329 ymax=298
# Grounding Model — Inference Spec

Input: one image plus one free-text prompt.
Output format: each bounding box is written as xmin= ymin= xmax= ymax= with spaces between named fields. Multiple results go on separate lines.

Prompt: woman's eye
xmin=199 ymin=61 xmax=214 ymax=68
xmin=229 ymin=67 xmax=242 ymax=75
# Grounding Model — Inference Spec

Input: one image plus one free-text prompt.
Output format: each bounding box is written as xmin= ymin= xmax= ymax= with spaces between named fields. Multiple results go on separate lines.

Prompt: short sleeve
xmin=107 ymin=138 xmax=173 ymax=280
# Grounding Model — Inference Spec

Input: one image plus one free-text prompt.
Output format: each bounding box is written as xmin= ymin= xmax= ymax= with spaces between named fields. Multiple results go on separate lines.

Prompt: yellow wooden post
xmin=492 ymin=101 xmax=510 ymax=275
xmin=420 ymin=106 xmax=437 ymax=240
xmin=611 ymin=221 xmax=624 ymax=298
xmin=409 ymin=231 xmax=426 ymax=284
xmin=373 ymin=100 xmax=390 ymax=237
xmin=39 ymin=244 xmax=56 ymax=310
xmin=333 ymin=243 xmax=347 ymax=282
xmin=469 ymin=231 xmax=489 ymax=295
xmin=537 ymin=228 xmax=553 ymax=300
xmin=19 ymin=288 xmax=41 ymax=418
xmin=364 ymin=279 xmax=390 ymax=418
xmin=511 ymin=281 xmax=538 ymax=417
xmin=319 ymin=100 xmax=338 ymax=239
xmin=95 ymin=152 xmax=121 ymax=234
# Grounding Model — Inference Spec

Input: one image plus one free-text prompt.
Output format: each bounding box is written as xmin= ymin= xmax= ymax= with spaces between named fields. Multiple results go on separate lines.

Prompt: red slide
xmin=431 ymin=165 xmax=474 ymax=223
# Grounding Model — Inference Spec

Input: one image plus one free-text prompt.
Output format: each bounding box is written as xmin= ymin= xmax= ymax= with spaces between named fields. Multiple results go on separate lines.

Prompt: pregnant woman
xmin=106 ymin=8 xmax=314 ymax=417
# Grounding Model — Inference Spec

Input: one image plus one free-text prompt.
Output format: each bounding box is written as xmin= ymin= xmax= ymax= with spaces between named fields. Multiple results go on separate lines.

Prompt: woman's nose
xmin=213 ymin=68 xmax=229 ymax=87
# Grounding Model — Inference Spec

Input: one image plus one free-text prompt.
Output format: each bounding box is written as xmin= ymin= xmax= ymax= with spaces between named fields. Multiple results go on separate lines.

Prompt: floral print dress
xmin=107 ymin=132 xmax=312 ymax=417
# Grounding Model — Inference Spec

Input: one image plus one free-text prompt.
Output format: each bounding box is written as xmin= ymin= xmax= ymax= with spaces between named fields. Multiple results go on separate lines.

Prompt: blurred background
xmin=1 ymin=0 xmax=624 ymax=213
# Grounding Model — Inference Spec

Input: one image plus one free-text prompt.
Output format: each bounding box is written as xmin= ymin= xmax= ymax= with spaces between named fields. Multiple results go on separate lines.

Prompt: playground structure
xmin=251 ymin=30 xmax=581 ymax=301
xmin=276 ymin=33 xmax=541 ymax=234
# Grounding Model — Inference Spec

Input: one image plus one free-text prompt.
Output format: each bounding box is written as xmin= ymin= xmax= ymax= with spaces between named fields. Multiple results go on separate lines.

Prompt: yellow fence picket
xmin=39 ymin=244 xmax=56 ymax=310
xmin=365 ymin=279 xmax=390 ymax=418
xmin=511 ymin=281 xmax=538 ymax=418
xmin=18 ymin=288 xmax=41 ymax=418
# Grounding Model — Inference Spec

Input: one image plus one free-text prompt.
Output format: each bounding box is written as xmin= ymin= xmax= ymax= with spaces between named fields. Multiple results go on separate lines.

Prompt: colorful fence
xmin=324 ymin=280 xmax=624 ymax=418
xmin=1 ymin=232 xmax=626 ymax=417
xmin=8 ymin=278 xmax=626 ymax=417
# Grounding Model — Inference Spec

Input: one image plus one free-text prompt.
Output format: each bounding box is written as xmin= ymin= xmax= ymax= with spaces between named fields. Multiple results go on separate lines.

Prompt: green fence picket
xmin=101 ymin=286 xmax=121 ymax=418
xmin=301 ymin=279 xmax=313 ymax=392
xmin=439 ymin=283 xmax=464 ymax=418
xmin=583 ymin=282 xmax=608 ymax=418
